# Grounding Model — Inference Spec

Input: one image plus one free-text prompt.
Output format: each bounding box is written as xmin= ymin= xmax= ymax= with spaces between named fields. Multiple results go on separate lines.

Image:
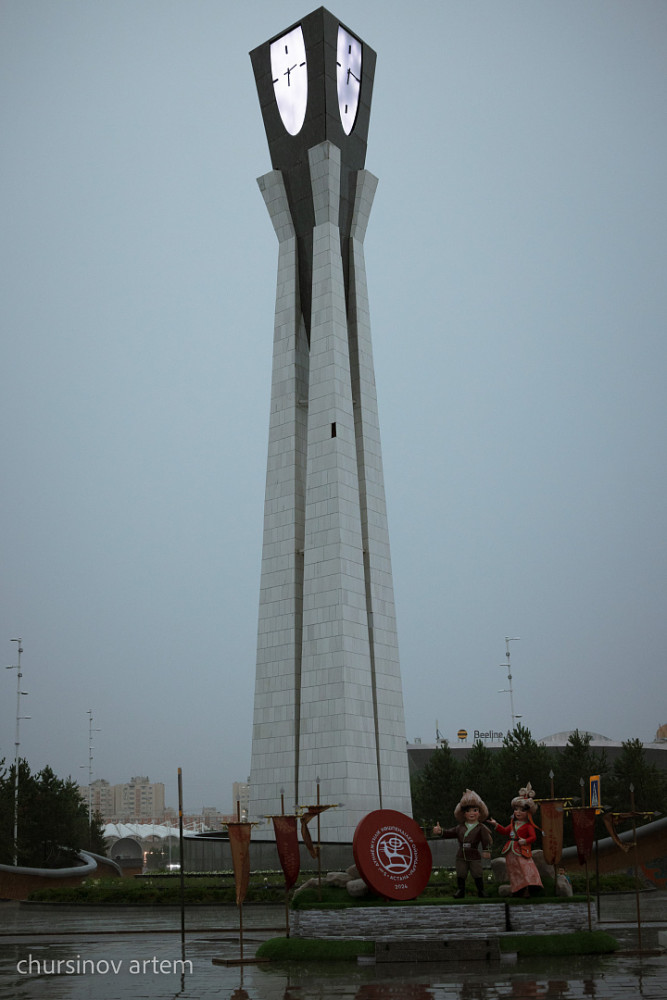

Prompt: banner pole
xmin=280 ymin=789 xmax=290 ymax=937
xmin=579 ymin=779 xmax=589 ymax=918
xmin=630 ymin=784 xmax=642 ymax=953
xmin=235 ymin=800 xmax=244 ymax=962
xmin=595 ymin=822 xmax=601 ymax=920
xmin=239 ymin=900 xmax=244 ymax=965
xmin=592 ymin=778 xmax=601 ymax=920
xmin=316 ymin=778 xmax=322 ymax=901
xmin=177 ymin=768 xmax=186 ymax=963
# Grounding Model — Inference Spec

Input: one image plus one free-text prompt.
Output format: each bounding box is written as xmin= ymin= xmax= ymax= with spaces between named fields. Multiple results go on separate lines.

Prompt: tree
xmin=491 ymin=724 xmax=554 ymax=820
xmin=410 ymin=727 xmax=557 ymax=831
xmin=410 ymin=741 xmax=463 ymax=829
xmin=551 ymin=729 xmax=609 ymax=803
xmin=461 ymin=740 xmax=499 ymax=812
xmin=607 ymin=739 xmax=667 ymax=817
xmin=0 ymin=758 xmax=106 ymax=867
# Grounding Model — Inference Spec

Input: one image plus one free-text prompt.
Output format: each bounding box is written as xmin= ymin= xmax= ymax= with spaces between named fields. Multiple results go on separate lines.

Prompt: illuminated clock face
xmin=270 ymin=26 xmax=308 ymax=136
xmin=337 ymin=26 xmax=362 ymax=135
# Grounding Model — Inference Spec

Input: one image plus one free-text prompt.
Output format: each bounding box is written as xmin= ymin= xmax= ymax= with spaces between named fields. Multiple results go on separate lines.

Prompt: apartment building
xmin=79 ymin=776 xmax=165 ymax=822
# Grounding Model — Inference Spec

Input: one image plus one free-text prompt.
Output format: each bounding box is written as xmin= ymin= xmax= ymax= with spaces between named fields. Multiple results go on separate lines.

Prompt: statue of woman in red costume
xmin=489 ymin=782 xmax=543 ymax=898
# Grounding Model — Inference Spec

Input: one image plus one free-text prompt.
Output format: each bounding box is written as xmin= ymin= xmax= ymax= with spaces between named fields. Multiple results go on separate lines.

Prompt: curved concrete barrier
xmin=561 ymin=815 xmax=667 ymax=885
xmin=0 ymin=852 xmax=122 ymax=901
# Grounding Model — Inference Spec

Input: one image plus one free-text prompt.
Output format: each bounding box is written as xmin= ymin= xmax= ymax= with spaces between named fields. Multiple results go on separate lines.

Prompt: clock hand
xmin=284 ymin=63 xmax=297 ymax=85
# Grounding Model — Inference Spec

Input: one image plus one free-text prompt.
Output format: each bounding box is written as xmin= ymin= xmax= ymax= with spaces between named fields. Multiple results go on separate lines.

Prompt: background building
xmin=78 ymin=776 xmax=165 ymax=823
xmin=407 ymin=729 xmax=667 ymax=780
xmin=228 ymin=781 xmax=250 ymax=822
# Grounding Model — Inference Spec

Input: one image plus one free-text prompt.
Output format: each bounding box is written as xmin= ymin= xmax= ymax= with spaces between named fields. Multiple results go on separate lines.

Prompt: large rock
xmin=346 ymin=878 xmax=369 ymax=898
xmin=490 ymin=857 xmax=508 ymax=883
xmin=292 ymin=876 xmax=318 ymax=896
xmin=556 ymin=872 xmax=574 ymax=897
xmin=532 ymin=850 xmax=554 ymax=882
xmin=293 ymin=867 xmax=355 ymax=896
xmin=324 ymin=870 xmax=352 ymax=887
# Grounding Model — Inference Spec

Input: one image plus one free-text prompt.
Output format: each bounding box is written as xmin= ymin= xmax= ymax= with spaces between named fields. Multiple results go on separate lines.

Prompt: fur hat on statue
xmin=454 ymin=788 xmax=489 ymax=823
xmin=511 ymin=782 xmax=538 ymax=815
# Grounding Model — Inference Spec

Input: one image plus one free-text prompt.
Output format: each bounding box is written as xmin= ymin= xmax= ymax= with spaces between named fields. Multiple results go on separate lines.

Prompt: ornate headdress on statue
xmin=454 ymin=788 xmax=489 ymax=823
xmin=511 ymin=782 xmax=538 ymax=815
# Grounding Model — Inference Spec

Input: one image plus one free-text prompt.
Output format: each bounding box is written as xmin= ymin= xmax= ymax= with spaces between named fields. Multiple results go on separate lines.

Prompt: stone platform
xmin=290 ymin=899 xmax=595 ymax=942
xmin=375 ymin=936 xmax=502 ymax=963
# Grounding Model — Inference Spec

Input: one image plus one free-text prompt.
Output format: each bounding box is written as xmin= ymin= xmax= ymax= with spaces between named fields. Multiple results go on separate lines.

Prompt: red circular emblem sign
xmin=353 ymin=810 xmax=432 ymax=900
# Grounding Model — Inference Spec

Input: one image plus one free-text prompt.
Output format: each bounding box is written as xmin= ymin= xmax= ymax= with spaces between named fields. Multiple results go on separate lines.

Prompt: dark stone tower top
xmin=250 ymin=6 xmax=376 ymax=176
xmin=250 ymin=7 xmax=377 ymax=337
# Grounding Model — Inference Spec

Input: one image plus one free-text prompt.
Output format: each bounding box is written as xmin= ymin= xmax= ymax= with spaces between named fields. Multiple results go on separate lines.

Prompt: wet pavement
xmin=0 ymin=893 xmax=665 ymax=1000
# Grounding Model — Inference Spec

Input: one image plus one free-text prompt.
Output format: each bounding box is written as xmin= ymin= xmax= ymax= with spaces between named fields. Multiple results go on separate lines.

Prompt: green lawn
xmin=25 ymin=869 xmax=636 ymax=906
xmin=255 ymin=931 xmax=618 ymax=962
xmin=256 ymin=938 xmax=375 ymax=961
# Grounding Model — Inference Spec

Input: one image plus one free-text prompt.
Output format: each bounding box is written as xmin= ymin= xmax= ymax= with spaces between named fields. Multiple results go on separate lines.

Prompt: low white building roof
xmin=104 ymin=822 xmax=181 ymax=841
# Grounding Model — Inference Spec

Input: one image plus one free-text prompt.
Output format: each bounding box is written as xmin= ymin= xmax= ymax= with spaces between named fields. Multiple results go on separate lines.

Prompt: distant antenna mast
xmin=82 ymin=710 xmax=101 ymax=839
xmin=499 ymin=636 xmax=521 ymax=730
xmin=7 ymin=638 xmax=30 ymax=866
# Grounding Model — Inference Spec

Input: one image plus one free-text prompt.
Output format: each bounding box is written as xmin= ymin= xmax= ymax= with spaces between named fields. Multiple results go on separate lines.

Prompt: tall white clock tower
xmin=248 ymin=7 xmax=412 ymax=842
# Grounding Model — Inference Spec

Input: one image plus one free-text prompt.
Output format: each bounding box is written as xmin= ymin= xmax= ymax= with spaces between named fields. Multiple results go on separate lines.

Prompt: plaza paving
xmin=0 ymin=893 xmax=665 ymax=1000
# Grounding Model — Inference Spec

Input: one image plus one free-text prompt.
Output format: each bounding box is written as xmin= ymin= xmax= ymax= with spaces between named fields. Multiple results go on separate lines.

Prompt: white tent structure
xmin=104 ymin=822 xmax=182 ymax=842
xmin=104 ymin=822 xmax=188 ymax=866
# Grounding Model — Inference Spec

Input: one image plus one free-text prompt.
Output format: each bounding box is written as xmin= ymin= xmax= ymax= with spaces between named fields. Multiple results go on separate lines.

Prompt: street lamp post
xmin=7 ymin=638 xmax=30 ymax=866
xmin=498 ymin=636 xmax=521 ymax=731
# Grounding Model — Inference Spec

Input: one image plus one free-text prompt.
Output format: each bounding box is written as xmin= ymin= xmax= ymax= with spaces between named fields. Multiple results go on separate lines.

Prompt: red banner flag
xmin=299 ymin=805 xmax=333 ymax=859
xmin=601 ymin=812 xmax=632 ymax=853
xmin=272 ymin=815 xmax=300 ymax=889
xmin=227 ymin=822 xmax=251 ymax=905
xmin=572 ymin=807 xmax=597 ymax=864
xmin=539 ymin=800 xmax=565 ymax=866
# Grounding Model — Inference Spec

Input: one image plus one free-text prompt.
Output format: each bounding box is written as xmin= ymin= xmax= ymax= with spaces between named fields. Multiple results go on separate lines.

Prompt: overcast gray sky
xmin=2 ymin=1 xmax=665 ymax=814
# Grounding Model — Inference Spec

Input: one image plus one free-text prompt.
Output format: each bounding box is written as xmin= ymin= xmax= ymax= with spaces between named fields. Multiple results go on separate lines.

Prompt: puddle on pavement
xmin=3 ymin=937 xmax=666 ymax=1000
